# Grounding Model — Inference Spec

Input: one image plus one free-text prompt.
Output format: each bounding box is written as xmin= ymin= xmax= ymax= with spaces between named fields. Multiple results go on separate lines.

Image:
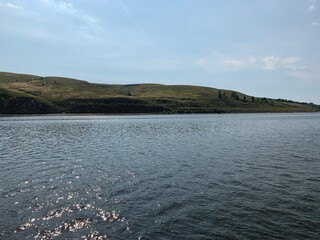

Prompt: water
xmin=0 ymin=113 xmax=319 ymax=240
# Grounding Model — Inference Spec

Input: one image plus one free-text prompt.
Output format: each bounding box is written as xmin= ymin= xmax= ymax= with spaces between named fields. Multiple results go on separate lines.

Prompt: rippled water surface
xmin=0 ymin=113 xmax=319 ymax=239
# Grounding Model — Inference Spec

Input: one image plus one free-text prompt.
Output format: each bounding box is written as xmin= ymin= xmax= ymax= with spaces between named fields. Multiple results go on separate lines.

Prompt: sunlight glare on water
xmin=0 ymin=113 xmax=319 ymax=239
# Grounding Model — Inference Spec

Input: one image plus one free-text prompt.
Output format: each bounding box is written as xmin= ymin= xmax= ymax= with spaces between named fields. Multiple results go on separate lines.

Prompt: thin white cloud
xmin=38 ymin=0 xmax=97 ymax=27
xmin=262 ymin=56 xmax=277 ymax=70
xmin=312 ymin=21 xmax=320 ymax=26
xmin=195 ymin=56 xmax=248 ymax=73
xmin=39 ymin=0 xmax=52 ymax=5
xmin=308 ymin=4 xmax=317 ymax=12
xmin=0 ymin=2 xmax=20 ymax=9
xmin=116 ymin=0 xmax=157 ymax=53
xmin=58 ymin=1 xmax=76 ymax=14
xmin=248 ymin=55 xmax=257 ymax=63
xmin=224 ymin=59 xmax=245 ymax=67
xmin=196 ymin=54 xmax=300 ymax=73
xmin=284 ymin=64 xmax=320 ymax=82
xmin=116 ymin=0 xmax=142 ymax=32
xmin=195 ymin=54 xmax=315 ymax=82
xmin=262 ymin=56 xmax=299 ymax=70
xmin=6 ymin=3 xmax=18 ymax=9
xmin=39 ymin=0 xmax=76 ymax=14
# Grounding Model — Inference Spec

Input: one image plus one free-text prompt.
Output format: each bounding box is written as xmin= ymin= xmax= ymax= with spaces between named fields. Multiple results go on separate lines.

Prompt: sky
xmin=1 ymin=0 xmax=320 ymax=103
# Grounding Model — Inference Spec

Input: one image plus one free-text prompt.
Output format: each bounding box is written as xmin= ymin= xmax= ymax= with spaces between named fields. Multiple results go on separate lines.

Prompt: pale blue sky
xmin=1 ymin=0 xmax=320 ymax=103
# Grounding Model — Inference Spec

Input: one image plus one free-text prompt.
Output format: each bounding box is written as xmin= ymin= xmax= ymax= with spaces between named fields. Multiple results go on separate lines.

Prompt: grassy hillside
xmin=0 ymin=87 xmax=58 ymax=114
xmin=0 ymin=71 xmax=319 ymax=114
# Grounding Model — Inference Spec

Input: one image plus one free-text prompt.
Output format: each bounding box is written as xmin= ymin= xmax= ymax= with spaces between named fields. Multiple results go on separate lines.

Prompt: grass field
xmin=0 ymin=71 xmax=319 ymax=114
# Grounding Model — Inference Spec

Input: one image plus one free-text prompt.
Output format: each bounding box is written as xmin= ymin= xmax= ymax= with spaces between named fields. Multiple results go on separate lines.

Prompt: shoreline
xmin=1 ymin=111 xmax=319 ymax=118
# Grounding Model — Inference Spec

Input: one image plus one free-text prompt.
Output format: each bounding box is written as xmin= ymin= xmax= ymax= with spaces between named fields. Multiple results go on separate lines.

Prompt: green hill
xmin=0 ymin=71 xmax=319 ymax=114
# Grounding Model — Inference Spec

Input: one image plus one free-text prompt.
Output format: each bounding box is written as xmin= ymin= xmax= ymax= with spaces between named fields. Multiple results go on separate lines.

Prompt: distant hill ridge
xmin=0 ymin=71 xmax=319 ymax=114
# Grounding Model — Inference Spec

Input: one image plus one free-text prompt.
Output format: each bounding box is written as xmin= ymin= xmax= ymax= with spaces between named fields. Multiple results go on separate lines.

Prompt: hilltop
xmin=0 ymin=71 xmax=319 ymax=114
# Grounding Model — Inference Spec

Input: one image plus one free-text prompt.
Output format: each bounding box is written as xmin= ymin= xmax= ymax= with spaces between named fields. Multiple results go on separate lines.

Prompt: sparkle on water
xmin=0 ymin=113 xmax=319 ymax=239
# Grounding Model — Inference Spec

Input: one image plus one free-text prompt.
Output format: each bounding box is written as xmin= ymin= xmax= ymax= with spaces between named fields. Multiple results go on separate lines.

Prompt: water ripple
xmin=1 ymin=113 xmax=319 ymax=239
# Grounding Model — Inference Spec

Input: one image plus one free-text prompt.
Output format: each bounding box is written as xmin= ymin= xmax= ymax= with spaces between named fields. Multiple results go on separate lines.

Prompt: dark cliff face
xmin=0 ymin=89 xmax=58 ymax=114
xmin=56 ymin=97 xmax=170 ymax=113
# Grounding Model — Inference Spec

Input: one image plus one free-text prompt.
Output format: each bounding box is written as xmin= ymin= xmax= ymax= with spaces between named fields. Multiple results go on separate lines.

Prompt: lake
xmin=0 ymin=113 xmax=319 ymax=239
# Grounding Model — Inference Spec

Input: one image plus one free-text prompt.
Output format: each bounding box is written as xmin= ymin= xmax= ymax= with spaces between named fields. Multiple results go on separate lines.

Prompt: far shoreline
xmin=1 ymin=111 xmax=319 ymax=118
